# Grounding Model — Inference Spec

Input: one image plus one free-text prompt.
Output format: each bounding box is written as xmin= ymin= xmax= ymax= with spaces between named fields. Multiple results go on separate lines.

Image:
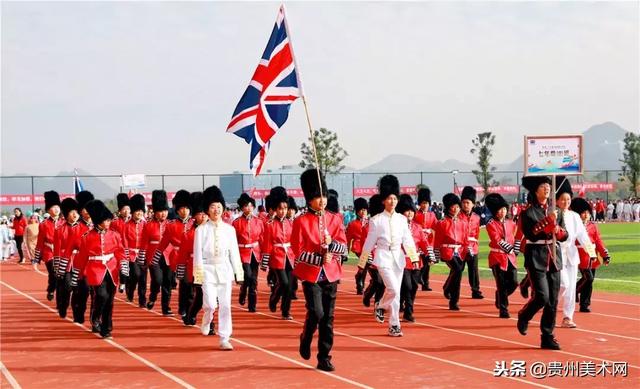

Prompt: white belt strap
xmin=149 ymin=240 xmax=160 ymax=244
xmin=442 ymin=244 xmax=462 ymax=249
xmin=88 ymin=254 xmax=114 ymax=262
xmin=45 ymin=242 xmax=54 ymax=250
xmin=526 ymin=240 xmax=554 ymax=245
xmin=274 ymin=243 xmax=291 ymax=248
xmin=468 ymin=237 xmax=478 ymax=242
xmin=238 ymin=242 xmax=259 ymax=248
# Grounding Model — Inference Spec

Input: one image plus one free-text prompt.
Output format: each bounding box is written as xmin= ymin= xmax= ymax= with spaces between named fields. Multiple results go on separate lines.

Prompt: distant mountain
xmin=361 ymin=154 xmax=475 ymax=173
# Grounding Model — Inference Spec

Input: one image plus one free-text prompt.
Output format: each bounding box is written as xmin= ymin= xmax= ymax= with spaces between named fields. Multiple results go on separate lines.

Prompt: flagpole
xmin=281 ymin=5 xmax=325 ymax=199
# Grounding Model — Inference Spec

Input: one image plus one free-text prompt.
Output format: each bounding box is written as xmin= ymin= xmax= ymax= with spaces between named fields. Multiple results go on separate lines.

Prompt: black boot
xmin=317 ymin=357 xmax=335 ymax=372
xmin=299 ymin=333 xmax=311 ymax=360
xmin=541 ymin=335 xmax=561 ymax=350
xmin=517 ymin=313 xmax=528 ymax=335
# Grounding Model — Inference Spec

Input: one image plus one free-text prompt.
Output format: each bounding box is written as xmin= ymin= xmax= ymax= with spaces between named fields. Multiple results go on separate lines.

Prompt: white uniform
xmin=559 ymin=209 xmax=593 ymax=321
xmin=361 ymin=211 xmax=418 ymax=328
xmin=193 ymin=220 xmax=244 ymax=344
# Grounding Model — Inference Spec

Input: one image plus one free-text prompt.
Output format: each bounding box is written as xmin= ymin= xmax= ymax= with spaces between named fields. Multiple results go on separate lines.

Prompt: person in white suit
xmin=359 ymin=175 xmax=419 ymax=337
xmin=555 ymin=178 xmax=595 ymax=329
xmin=193 ymin=185 xmax=244 ymax=350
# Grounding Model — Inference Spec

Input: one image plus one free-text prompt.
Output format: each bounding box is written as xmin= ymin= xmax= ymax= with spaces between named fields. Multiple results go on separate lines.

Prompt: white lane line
xmin=0 ymin=361 xmax=21 ymax=389
xmin=0 ymin=280 xmax=196 ymax=389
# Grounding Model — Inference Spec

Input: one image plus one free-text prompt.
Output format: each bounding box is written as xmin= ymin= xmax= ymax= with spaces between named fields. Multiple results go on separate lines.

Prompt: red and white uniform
xmin=175 ymin=224 xmax=201 ymax=283
xmin=434 ymin=216 xmax=469 ymax=261
xmin=73 ymin=228 xmax=127 ymax=286
xmin=34 ymin=217 xmax=65 ymax=263
xmin=137 ymin=219 xmax=168 ymax=266
xmin=153 ymin=218 xmax=194 ymax=271
xmin=577 ymin=222 xmax=609 ymax=270
xmin=122 ymin=218 xmax=146 ymax=262
xmin=346 ymin=217 xmax=367 ymax=256
xmin=459 ymin=211 xmax=480 ymax=256
xmin=414 ymin=209 xmax=437 ymax=259
xmin=232 ymin=214 xmax=264 ymax=264
xmin=486 ymin=218 xmax=519 ymax=271
xmin=110 ymin=216 xmax=129 ymax=237
xmin=262 ymin=217 xmax=294 ymax=270
xmin=291 ymin=210 xmax=347 ymax=283
xmin=54 ymin=222 xmax=84 ymax=275
xmin=405 ymin=220 xmax=427 ymax=269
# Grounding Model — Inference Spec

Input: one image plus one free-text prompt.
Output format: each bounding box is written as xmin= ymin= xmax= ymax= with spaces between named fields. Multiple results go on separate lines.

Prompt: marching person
xmin=347 ymin=198 xmax=369 ymax=295
xmin=287 ymin=196 xmax=300 ymax=300
xmin=71 ymin=200 xmax=128 ymax=338
xmin=138 ymin=190 xmax=171 ymax=314
xmin=571 ymin=198 xmax=611 ymax=313
xmin=460 ymin=186 xmax=483 ymax=299
xmin=33 ymin=191 xmax=65 ymax=301
xmin=413 ymin=188 xmax=438 ymax=291
xmin=110 ymin=193 xmax=131 ymax=236
xmin=359 ymin=175 xmax=419 ymax=337
xmin=517 ymin=176 xmax=569 ymax=350
xmin=360 ymin=194 xmax=386 ymax=308
xmin=291 ymin=169 xmax=347 ymax=372
xmin=12 ymin=208 xmax=27 ymax=263
xmin=261 ymin=190 xmax=295 ymax=320
xmin=396 ymin=194 xmax=427 ymax=323
xmin=153 ymin=190 xmax=193 ymax=316
xmin=555 ymin=177 xmax=595 ymax=328
xmin=53 ymin=197 xmax=82 ymax=318
xmin=122 ymin=194 xmax=147 ymax=307
xmin=233 ymin=193 xmax=264 ymax=313
xmin=485 ymin=193 xmax=521 ymax=318
xmin=434 ymin=193 xmax=468 ymax=311
xmin=193 ymin=186 xmax=244 ymax=350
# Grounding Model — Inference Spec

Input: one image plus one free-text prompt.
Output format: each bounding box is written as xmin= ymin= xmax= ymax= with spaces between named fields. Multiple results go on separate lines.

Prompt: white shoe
xmin=561 ymin=317 xmax=577 ymax=328
xmin=201 ymin=321 xmax=210 ymax=336
xmin=220 ymin=340 xmax=233 ymax=350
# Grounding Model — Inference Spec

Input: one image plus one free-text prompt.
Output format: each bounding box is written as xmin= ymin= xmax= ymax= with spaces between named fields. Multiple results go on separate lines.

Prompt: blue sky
xmin=2 ymin=1 xmax=638 ymax=175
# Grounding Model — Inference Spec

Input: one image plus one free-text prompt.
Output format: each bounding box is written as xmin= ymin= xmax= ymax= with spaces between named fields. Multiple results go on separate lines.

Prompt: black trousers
xmin=71 ymin=278 xmax=89 ymax=323
xmin=519 ymin=265 xmax=560 ymax=337
xmin=187 ymin=284 xmax=203 ymax=323
xmin=443 ymin=256 xmax=464 ymax=306
xmin=400 ymin=269 xmax=420 ymax=316
xmin=45 ymin=260 xmax=57 ymax=294
xmin=178 ymin=279 xmax=192 ymax=315
xmin=466 ymin=253 xmax=481 ymax=294
xmin=576 ymin=268 xmax=597 ymax=309
xmin=492 ymin=262 xmax=518 ymax=313
xmin=240 ymin=255 xmax=259 ymax=310
xmin=420 ymin=255 xmax=431 ymax=287
xmin=290 ymin=274 xmax=299 ymax=298
xmin=270 ymin=261 xmax=293 ymax=316
xmin=126 ymin=262 xmax=147 ymax=305
xmin=149 ymin=256 xmax=172 ymax=312
xmin=301 ymin=281 xmax=337 ymax=362
xmin=15 ymin=236 xmax=24 ymax=261
xmin=363 ymin=267 xmax=385 ymax=307
xmin=56 ymin=273 xmax=72 ymax=318
xmin=91 ymin=272 xmax=116 ymax=336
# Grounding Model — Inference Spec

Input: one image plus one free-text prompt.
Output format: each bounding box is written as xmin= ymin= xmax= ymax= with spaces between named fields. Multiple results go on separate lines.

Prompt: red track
xmin=1 ymin=261 xmax=638 ymax=388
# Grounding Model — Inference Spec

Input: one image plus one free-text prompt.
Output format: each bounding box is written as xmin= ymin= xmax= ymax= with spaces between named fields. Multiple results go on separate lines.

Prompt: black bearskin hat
xmin=327 ymin=189 xmax=340 ymax=213
xmin=354 ymin=197 xmax=368 ymax=213
xmin=484 ymin=193 xmax=509 ymax=216
xmin=237 ymin=193 xmax=255 ymax=208
xmin=417 ymin=187 xmax=431 ymax=205
xmin=172 ymin=189 xmax=191 ymax=211
xmin=270 ymin=187 xmax=289 ymax=210
xmin=129 ymin=194 xmax=146 ymax=214
xmin=300 ymin=169 xmax=328 ymax=203
xmin=522 ymin=175 xmax=552 ymax=194
xmin=555 ymin=176 xmax=573 ymax=200
xmin=61 ymin=197 xmax=80 ymax=218
xmin=203 ymin=185 xmax=225 ymax=211
xmin=151 ymin=190 xmax=169 ymax=212
xmin=395 ymin=194 xmax=416 ymax=214
xmin=85 ymin=200 xmax=113 ymax=226
xmin=190 ymin=191 xmax=205 ymax=215
xmin=116 ymin=193 xmax=130 ymax=210
xmin=287 ymin=196 xmax=298 ymax=211
xmin=378 ymin=175 xmax=400 ymax=200
xmin=44 ymin=190 xmax=61 ymax=210
xmin=460 ymin=186 xmax=477 ymax=203
xmin=264 ymin=194 xmax=273 ymax=212
xmin=75 ymin=191 xmax=94 ymax=211
xmin=368 ymin=194 xmax=384 ymax=217
xmin=442 ymin=193 xmax=461 ymax=212
xmin=570 ymin=197 xmax=592 ymax=215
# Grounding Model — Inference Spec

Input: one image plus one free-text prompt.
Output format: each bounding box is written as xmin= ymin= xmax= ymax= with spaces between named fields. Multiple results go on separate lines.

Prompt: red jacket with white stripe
xmin=232 ymin=214 xmax=264 ymax=264
xmin=434 ymin=216 xmax=469 ymax=261
xmin=153 ymin=219 xmax=193 ymax=271
xmin=262 ymin=217 xmax=294 ymax=270
xmin=486 ymin=218 xmax=519 ymax=271
xmin=577 ymin=222 xmax=609 ymax=270
xmin=459 ymin=211 xmax=480 ymax=256
xmin=122 ymin=218 xmax=146 ymax=262
xmin=34 ymin=217 xmax=65 ymax=263
xmin=73 ymin=227 xmax=126 ymax=287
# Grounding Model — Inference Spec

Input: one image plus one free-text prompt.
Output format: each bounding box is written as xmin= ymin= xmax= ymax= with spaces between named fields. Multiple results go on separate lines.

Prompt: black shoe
xmin=356 ymin=288 xmax=363 ymax=295
xmin=101 ymin=332 xmax=112 ymax=339
xmin=403 ymin=313 xmax=415 ymax=323
xmin=162 ymin=309 xmax=174 ymax=316
xmin=73 ymin=318 xmax=84 ymax=324
xmin=421 ymin=285 xmax=432 ymax=291
xmin=291 ymin=294 xmax=299 ymax=300
xmin=91 ymin=322 xmax=101 ymax=333
xmin=208 ymin=328 xmax=215 ymax=336
xmin=363 ymin=296 xmax=371 ymax=307
xmin=472 ymin=292 xmax=484 ymax=300
xmin=520 ymin=284 xmax=529 ymax=299
xmin=126 ymin=297 xmax=133 ymax=303
xmin=58 ymin=311 xmax=67 ymax=319
xmin=47 ymin=292 xmax=54 ymax=301
xmin=449 ymin=303 xmax=460 ymax=311
xmin=299 ymin=334 xmax=311 ymax=360
xmin=579 ymin=306 xmax=591 ymax=313
xmin=541 ymin=336 xmax=561 ymax=350
xmin=146 ymin=301 xmax=155 ymax=310
xmin=248 ymin=307 xmax=256 ymax=313
xmin=575 ymin=293 xmax=579 ymax=303
xmin=317 ymin=358 xmax=335 ymax=372
xmin=499 ymin=310 xmax=510 ymax=319
xmin=239 ymin=290 xmax=246 ymax=306
xmin=269 ymin=297 xmax=277 ymax=313
xmin=517 ymin=313 xmax=528 ymax=336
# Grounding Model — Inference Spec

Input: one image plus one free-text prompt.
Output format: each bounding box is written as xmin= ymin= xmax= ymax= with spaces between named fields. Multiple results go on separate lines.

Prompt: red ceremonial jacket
xmin=486 ymin=218 xmax=519 ymax=271
xmin=405 ymin=220 xmax=428 ymax=269
xmin=459 ymin=211 xmax=480 ymax=255
xmin=434 ymin=216 xmax=469 ymax=261
xmin=54 ymin=222 xmax=84 ymax=273
xmin=232 ymin=214 xmax=264 ymax=263
xmin=154 ymin=218 xmax=193 ymax=270
xmin=138 ymin=219 xmax=168 ymax=266
xmin=122 ymin=218 xmax=146 ymax=262
xmin=262 ymin=217 xmax=294 ymax=270
xmin=360 ymin=221 xmax=376 ymax=268
xmin=413 ymin=210 xmax=437 ymax=248
xmin=346 ymin=218 xmax=367 ymax=256
xmin=291 ymin=210 xmax=347 ymax=283
xmin=577 ymin=222 xmax=609 ymax=270
xmin=73 ymin=227 xmax=126 ymax=286
xmin=110 ymin=216 xmax=129 ymax=236
xmin=176 ymin=225 xmax=199 ymax=283
xmin=34 ymin=217 xmax=65 ymax=263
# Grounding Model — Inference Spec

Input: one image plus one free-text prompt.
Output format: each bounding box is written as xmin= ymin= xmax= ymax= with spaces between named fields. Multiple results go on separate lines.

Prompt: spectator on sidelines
xmin=23 ymin=214 xmax=40 ymax=263
xmin=623 ymin=200 xmax=632 ymax=222
xmin=0 ymin=216 xmax=12 ymax=261
xmin=606 ymin=202 xmax=615 ymax=222
xmin=11 ymin=208 xmax=28 ymax=263
xmin=616 ymin=200 xmax=624 ymax=221
xmin=633 ymin=199 xmax=640 ymax=222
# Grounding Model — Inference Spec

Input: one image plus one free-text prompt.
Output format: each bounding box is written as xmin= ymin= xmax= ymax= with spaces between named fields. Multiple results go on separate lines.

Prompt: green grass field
xmin=347 ymin=222 xmax=640 ymax=295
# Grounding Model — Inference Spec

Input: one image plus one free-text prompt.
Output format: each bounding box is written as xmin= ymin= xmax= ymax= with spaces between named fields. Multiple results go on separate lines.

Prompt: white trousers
xmin=378 ymin=264 xmax=404 ymax=327
xmin=201 ymin=281 xmax=233 ymax=342
xmin=560 ymin=262 xmax=579 ymax=320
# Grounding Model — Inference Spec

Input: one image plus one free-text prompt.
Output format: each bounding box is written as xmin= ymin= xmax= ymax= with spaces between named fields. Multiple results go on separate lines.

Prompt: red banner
xmin=352 ymin=186 xmax=417 ymax=196
xmin=0 ymin=192 xmax=178 ymax=206
xmin=246 ymin=189 xmax=305 ymax=199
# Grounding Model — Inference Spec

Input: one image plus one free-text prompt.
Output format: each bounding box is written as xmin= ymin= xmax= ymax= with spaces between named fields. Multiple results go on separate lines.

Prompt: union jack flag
xmin=227 ymin=5 xmax=301 ymax=176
